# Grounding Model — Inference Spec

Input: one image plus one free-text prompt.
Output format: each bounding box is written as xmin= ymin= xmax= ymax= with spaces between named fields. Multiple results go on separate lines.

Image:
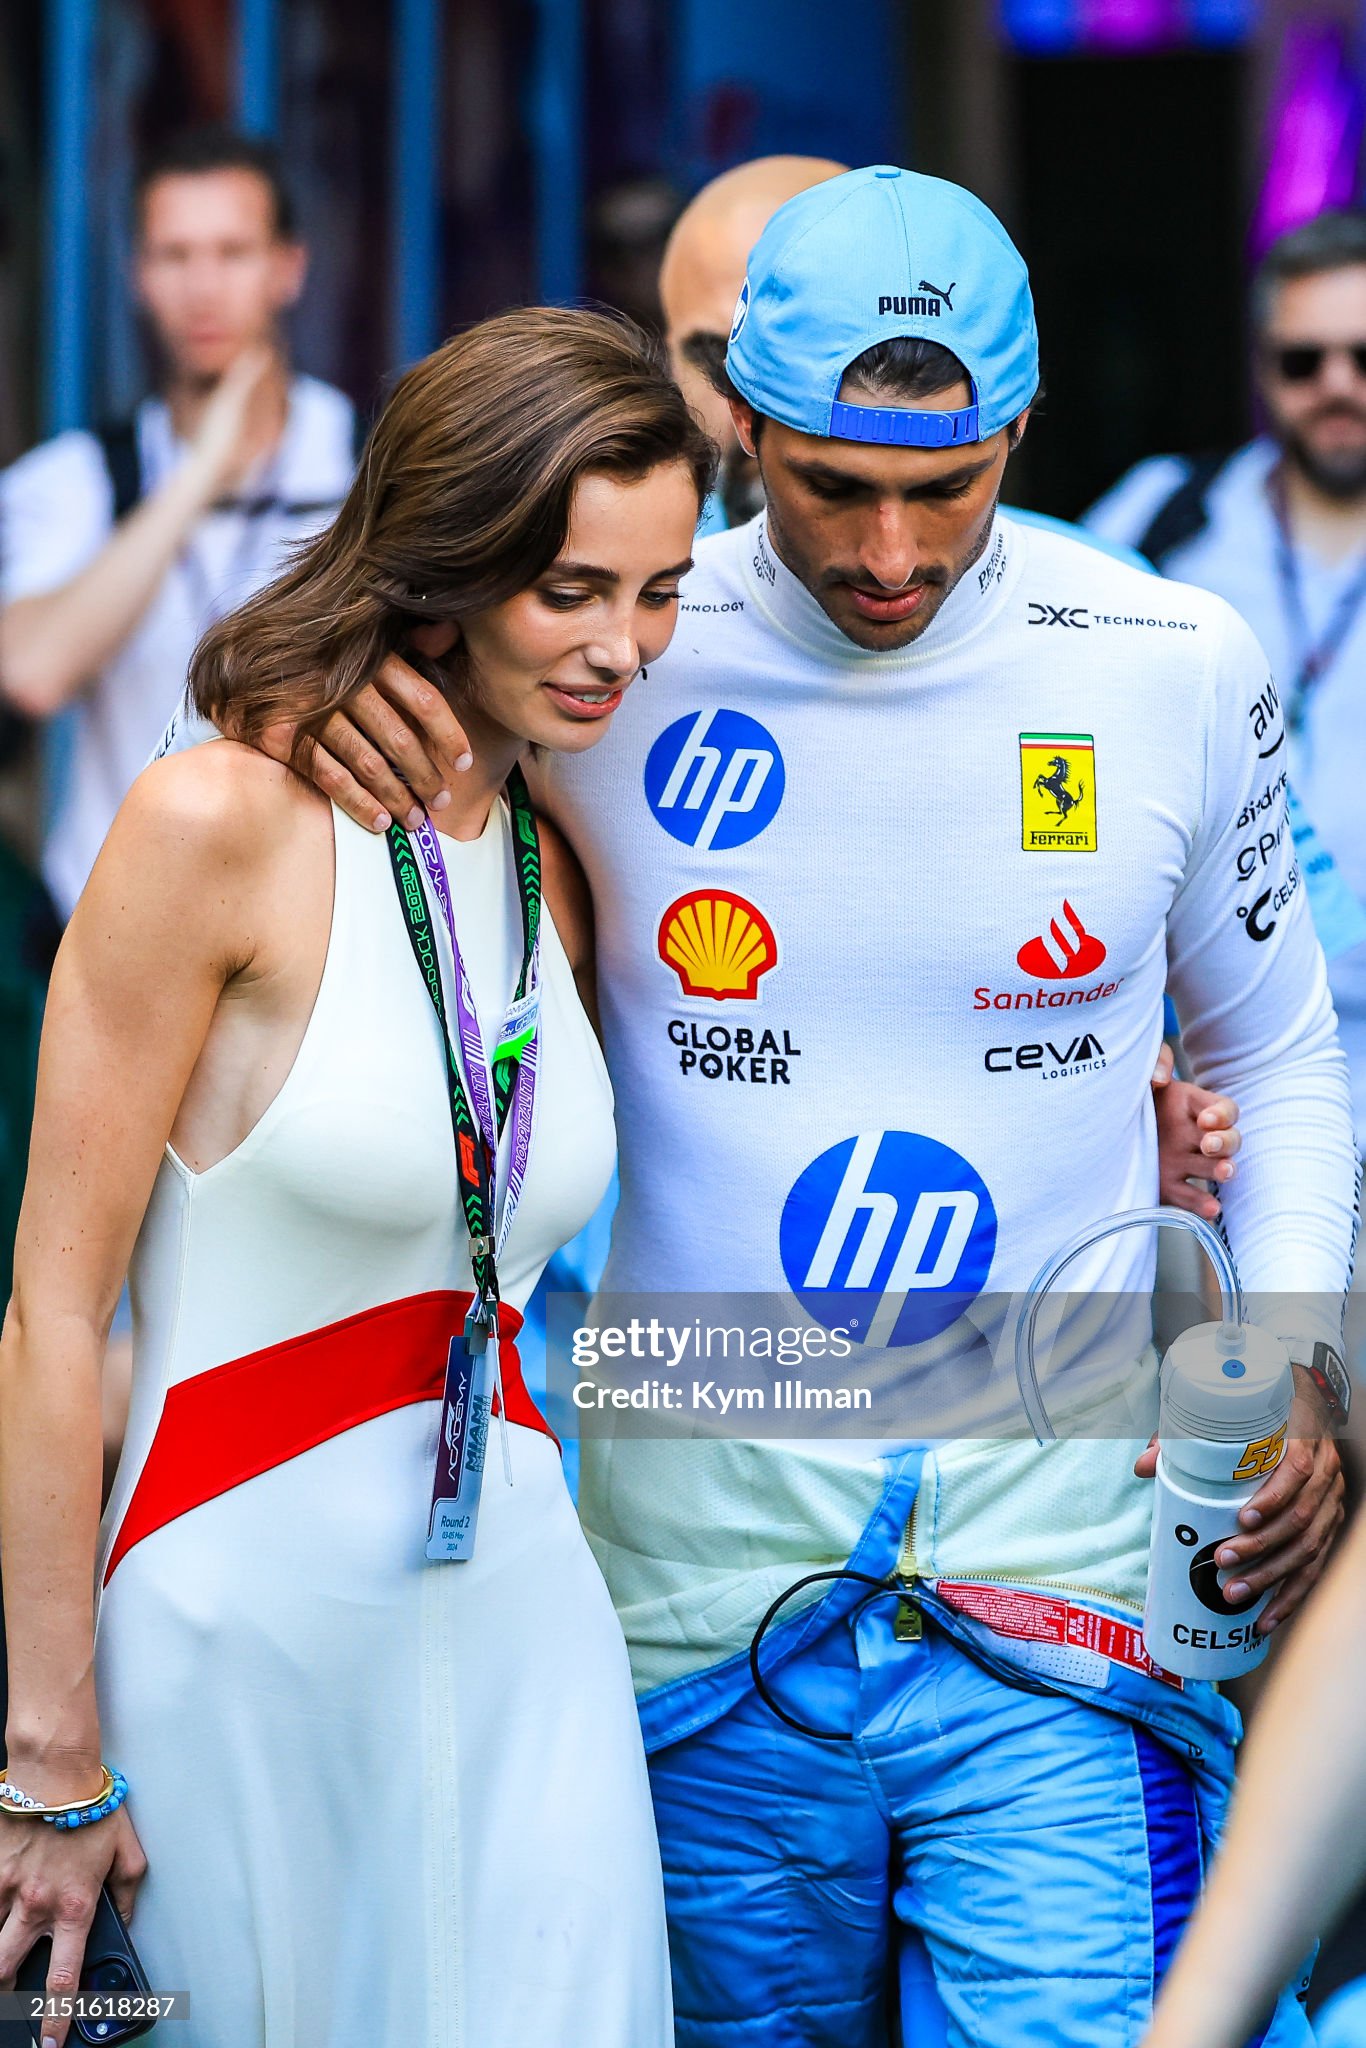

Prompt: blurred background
xmin=8 ymin=0 xmax=1366 ymax=497
xmin=1 ymin=0 xmax=1362 ymax=868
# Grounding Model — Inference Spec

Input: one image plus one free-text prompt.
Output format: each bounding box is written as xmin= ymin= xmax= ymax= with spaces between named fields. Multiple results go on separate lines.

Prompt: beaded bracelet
xmin=0 ymin=1764 xmax=127 ymax=1826
xmin=46 ymin=1770 xmax=128 ymax=1830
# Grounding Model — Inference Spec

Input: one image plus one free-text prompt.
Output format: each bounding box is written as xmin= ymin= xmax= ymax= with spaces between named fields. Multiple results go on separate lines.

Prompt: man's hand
xmin=0 ymin=349 xmax=288 ymax=720
xmin=249 ymin=653 xmax=471 ymax=833
xmin=185 ymin=345 xmax=279 ymax=502
xmin=1152 ymin=1043 xmax=1240 ymax=1221
xmin=1134 ymin=1367 xmax=1344 ymax=1632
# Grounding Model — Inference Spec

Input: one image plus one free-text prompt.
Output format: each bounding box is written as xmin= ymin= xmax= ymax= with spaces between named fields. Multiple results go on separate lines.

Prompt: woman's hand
xmin=0 ymin=1807 xmax=147 ymax=2047
xmin=1151 ymin=1042 xmax=1241 ymax=1220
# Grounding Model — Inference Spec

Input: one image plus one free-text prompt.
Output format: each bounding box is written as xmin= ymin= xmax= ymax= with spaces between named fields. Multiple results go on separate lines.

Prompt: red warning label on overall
xmin=934 ymin=1581 xmax=1182 ymax=1689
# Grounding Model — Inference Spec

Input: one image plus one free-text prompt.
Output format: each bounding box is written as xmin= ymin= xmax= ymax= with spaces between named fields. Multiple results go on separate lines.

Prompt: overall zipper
xmin=899 ymin=1497 xmax=1146 ymax=1620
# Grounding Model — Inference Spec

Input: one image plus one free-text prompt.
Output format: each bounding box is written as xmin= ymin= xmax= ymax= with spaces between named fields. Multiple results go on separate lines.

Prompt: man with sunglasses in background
xmin=1089 ymin=209 xmax=1366 ymax=1151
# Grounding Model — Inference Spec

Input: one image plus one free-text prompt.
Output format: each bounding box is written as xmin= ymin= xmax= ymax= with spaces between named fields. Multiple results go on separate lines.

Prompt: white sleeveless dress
xmin=92 ymin=798 xmax=671 ymax=2048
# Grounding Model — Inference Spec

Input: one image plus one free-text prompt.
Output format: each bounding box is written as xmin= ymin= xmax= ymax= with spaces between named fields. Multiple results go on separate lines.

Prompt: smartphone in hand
xmin=14 ymin=1885 xmax=155 ymax=2045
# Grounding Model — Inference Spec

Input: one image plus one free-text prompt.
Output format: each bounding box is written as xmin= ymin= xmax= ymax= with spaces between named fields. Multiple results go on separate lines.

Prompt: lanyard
xmin=384 ymin=766 xmax=542 ymax=1325
xmin=1270 ymin=466 xmax=1366 ymax=735
xmin=386 ymin=768 xmax=542 ymax=1558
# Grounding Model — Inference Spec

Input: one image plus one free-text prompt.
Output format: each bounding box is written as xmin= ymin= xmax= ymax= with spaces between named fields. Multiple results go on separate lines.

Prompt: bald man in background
xmin=659 ymin=154 xmax=848 ymax=528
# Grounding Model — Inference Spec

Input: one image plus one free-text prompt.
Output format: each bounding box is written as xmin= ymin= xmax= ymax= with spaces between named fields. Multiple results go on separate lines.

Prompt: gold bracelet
xmin=0 ymin=1764 xmax=115 ymax=1818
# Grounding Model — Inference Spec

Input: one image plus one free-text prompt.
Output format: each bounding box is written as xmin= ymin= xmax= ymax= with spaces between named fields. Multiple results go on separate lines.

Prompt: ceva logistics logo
xmin=780 ymin=1132 xmax=997 ymax=1346
xmin=644 ymin=708 xmax=785 ymax=851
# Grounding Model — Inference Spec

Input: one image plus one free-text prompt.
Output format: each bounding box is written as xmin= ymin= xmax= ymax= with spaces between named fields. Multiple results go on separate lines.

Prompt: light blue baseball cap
xmin=725 ymin=165 xmax=1039 ymax=448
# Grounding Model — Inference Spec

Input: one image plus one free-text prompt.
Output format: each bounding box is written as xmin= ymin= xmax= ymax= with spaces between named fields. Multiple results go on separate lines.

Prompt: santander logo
xmin=1016 ymin=901 xmax=1107 ymax=981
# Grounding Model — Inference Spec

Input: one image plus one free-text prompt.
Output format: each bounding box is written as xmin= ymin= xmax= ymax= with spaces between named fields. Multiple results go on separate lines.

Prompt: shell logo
xmin=657 ymin=890 xmax=778 ymax=1002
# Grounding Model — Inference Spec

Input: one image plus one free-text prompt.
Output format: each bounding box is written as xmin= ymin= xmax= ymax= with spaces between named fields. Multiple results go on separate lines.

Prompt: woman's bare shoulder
xmin=113 ymin=740 xmax=329 ymax=874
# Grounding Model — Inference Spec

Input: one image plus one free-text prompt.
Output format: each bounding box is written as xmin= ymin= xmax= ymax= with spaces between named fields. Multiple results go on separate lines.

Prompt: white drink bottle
xmin=1143 ymin=1320 xmax=1294 ymax=1682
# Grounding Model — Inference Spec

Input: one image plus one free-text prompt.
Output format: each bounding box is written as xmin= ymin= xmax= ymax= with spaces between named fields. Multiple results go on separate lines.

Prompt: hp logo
xmin=644 ymin=709 xmax=785 ymax=852
xmin=780 ymin=1132 xmax=997 ymax=1346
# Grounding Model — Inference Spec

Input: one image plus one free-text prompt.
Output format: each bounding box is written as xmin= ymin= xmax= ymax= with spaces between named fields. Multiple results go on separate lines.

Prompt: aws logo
xmin=1249 ymin=679 xmax=1284 ymax=760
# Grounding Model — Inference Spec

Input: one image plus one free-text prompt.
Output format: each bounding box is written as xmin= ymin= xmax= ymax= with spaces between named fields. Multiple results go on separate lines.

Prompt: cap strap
xmin=828 ymin=398 xmax=981 ymax=448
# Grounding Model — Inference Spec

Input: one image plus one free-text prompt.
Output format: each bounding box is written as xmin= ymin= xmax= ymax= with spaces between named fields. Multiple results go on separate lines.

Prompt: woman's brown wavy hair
xmin=190 ymin=307 xmax=717 ymax=755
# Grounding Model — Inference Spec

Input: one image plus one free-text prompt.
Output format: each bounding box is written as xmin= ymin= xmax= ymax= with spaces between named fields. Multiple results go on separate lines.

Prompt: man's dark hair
xmin=830 ymin=336 xmax=971 ymax=405
xmin=1253 ymin=209 xmax=1366 ymax=328
xmin=684 ymin=329 xmax=1035 ymax=442
xmin=136 ymin=125 xmax=298 ymax=240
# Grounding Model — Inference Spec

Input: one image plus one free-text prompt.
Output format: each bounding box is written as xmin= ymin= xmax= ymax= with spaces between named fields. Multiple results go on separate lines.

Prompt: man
xmin=661 ymin=152 xmax=1240 ymax=1225
xmin=0 ymin=125 xmax=356 ymax=921
xmin=210 ymin=170 xmax=1355 ymax=2042
xmin=1088 ymin=209 xmax=1366 ymax=1142
xmin=537 ymin=152 xmax=1234 ymax=1440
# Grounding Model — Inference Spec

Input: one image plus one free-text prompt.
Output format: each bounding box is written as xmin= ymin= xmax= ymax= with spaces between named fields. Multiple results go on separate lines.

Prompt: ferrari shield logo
xmin=1020 ymin=732 xmax=1098 ymax=852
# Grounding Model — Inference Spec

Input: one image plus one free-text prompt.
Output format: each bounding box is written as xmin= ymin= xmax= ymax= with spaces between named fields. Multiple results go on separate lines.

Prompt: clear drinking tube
xmin=1014 ymin=1206 xmax=1245 ymax=1443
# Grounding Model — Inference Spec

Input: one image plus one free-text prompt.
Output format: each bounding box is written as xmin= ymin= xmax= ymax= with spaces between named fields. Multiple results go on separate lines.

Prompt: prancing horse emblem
xmin=1034 ymin=754 xmax=1084 ymax=823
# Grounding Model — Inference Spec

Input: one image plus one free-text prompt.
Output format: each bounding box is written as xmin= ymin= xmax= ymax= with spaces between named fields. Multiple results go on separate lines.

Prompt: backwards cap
xmin=725 ymin=165 xmax=1039 ymax=448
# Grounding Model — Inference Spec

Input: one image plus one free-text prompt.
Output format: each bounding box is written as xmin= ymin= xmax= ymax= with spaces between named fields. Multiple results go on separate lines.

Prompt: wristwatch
xmin=1295 ymin=1341 xmax=1352 ymax=1426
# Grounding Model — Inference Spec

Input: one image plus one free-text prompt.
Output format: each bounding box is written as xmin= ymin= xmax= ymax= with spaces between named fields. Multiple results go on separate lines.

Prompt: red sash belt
xmin=103 ymin=1291 xmax=547 ymax=1585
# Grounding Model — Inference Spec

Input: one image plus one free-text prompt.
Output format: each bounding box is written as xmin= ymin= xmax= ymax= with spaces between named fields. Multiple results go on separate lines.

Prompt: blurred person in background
xmin=660 ymin=154 xmax=847 ymax=531
xmin=1088 ymin=211 xmax=1366 ymax=1148
xmin=0 ymin=123 xmax=357 ymax=1796
xmin=0 ymin=123 xmax=356 ymax=925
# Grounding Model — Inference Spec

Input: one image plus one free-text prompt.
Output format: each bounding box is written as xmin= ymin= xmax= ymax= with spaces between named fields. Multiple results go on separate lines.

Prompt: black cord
xmin=747 ymin=1568 xmax=895 ymax=1741
xmin=747 ymin=1565 xmax=1069 ymax=1741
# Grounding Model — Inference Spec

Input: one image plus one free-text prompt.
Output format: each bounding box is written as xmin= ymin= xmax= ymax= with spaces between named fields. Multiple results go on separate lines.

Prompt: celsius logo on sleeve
xmin=644 ymin=709 xmax=785 ymax=851
xmin=780 ymin=1132 xmax=997 ymax=1346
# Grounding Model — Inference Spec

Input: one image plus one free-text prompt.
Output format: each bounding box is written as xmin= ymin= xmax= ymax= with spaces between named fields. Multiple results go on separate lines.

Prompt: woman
xmin=0 ymin=307 xmax=713 ymax=2048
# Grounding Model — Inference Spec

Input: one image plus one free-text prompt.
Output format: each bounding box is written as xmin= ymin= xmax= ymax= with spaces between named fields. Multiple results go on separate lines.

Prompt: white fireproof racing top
xmin=535 ymin=511 xmax=1358 ymax=1698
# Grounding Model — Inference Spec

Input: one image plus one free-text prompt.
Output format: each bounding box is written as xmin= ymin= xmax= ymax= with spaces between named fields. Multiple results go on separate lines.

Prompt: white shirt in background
xmin=0 ymin=374 xmax=355 ymax=918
